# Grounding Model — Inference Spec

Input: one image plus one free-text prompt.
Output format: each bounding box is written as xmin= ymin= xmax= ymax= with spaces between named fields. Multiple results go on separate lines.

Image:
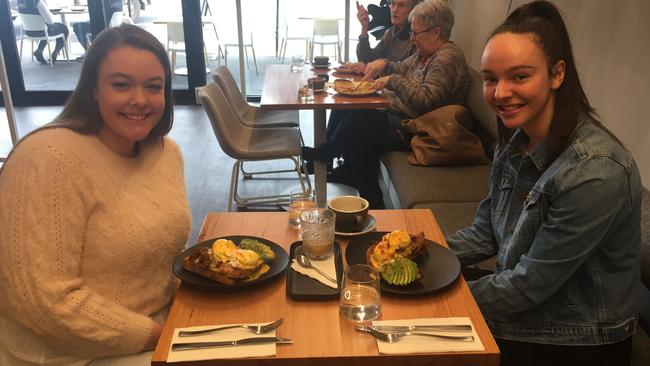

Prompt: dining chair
xmin=18 ymin=13 xmax=69 ymax=67
xmin=197 ymin=82 xmax=310 ymax=210
xmin=278 ymin=17 xmax=312 ymax=63
xmin=223 ymin=31 xmax=259 ymax=75
xmin=311 ymin=19 xmax=341 ymax=63
xmin=211 ymin=65 xmax=305 ymax=180
xmin=166 ymin=23 xmax=209 ymax=71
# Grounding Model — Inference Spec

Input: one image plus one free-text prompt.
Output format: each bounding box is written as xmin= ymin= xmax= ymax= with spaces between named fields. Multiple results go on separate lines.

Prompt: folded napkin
xmin=167 ymin=324 xmax=277 ymax=363
xmin=290 ymin=254 xmax=337 ymax=289
xmin=372 ymin=317 xmax=484 ymax=354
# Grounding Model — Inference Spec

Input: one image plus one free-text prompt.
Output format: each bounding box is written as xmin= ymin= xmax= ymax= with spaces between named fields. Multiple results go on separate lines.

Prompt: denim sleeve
xmin=470 ymin=157 xmax=634 ymax=316
xmin=446 ymin=187 xmax=498 ymax=266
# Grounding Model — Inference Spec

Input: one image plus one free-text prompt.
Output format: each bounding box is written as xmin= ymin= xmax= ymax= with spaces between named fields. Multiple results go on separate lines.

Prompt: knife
xmin=371 ymin=324 xmax=472 ymax=332
xmin=171 ymin=337 xmax=294 ymax=351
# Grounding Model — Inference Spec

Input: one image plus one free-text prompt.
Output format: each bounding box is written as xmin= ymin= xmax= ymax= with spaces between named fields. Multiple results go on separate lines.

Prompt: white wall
xmin=449 ymin=0 xmax=650 ymax=187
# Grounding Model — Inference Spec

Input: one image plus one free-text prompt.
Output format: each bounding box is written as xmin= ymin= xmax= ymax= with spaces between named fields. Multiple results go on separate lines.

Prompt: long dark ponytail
xmin=489 ymin=1 xmax=618 ymax=167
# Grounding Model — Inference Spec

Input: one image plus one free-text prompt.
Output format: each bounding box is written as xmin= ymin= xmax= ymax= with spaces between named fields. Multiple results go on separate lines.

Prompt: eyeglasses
xmin=409 ymin=28 xmax=433 ymax=38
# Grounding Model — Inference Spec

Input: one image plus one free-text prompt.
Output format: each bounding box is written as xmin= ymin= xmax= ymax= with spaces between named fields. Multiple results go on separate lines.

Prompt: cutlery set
xmin=172 ymin=317 xmax=474 ymax=351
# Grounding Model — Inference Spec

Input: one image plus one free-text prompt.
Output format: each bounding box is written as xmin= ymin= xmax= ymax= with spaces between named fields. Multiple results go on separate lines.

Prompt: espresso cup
xmin=328 ymin=196 xmax=369 ymax=233
xmin=308 ymin=77 xmax=326 ymax=91
xmin=314 ymin=56 xmax=329 ymax=65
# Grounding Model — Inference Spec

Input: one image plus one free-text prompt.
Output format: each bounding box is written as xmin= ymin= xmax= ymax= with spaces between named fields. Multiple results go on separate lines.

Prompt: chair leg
xmin=228 ymin=160 xmax=240 ymax=212
xmin=46 ymin=40 xmax=54 ymax=67
xmin=244 ymin=47 xmax=250 ymax=70
xmin=250 ymin=45 xmax=259 ymax=75
xmin=19 ymin=37 xmax=24 ymax=61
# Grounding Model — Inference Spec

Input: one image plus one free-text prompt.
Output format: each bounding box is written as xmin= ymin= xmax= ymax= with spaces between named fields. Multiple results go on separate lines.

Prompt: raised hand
xmin=356 ymin=1 xmax=369 ymax=36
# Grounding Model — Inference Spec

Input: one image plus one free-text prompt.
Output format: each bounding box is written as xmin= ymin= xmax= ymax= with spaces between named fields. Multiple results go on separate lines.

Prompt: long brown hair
xmin=489 ymin=1 xmax=619 ymax=167
xmin=50 ymin=23 xmax=174 ymax=138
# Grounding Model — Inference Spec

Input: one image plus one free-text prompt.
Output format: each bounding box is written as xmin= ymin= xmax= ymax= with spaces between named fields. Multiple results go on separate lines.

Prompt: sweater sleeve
xmin=386 ymin=47 xmax=468 ymax=116
xmin=0 ymin=143 xmax=156 ymax=358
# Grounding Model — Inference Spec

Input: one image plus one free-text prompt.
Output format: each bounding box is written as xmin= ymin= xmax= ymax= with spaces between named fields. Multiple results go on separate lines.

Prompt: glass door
xmin=0 ymin=0 xmax=208 ymax=106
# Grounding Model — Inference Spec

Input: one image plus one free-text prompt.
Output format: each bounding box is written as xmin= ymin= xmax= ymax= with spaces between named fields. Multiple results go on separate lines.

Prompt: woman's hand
xmin=373 ymin=76 xmax=391 ymax=90
xmin=350 ymin=62 xmax=366 ymax=74
xmin=362 ymin=59 xmax=386 ymax=81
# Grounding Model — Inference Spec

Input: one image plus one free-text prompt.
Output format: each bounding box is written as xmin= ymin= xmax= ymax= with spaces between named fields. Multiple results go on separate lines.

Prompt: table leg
xmin=313 ymin=109 xmax=327 ymax=207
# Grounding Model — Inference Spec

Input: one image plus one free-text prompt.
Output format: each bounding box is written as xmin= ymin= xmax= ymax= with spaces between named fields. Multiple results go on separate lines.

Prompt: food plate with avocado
xmin=173 ymin=236 xmax=289 ymax=289
xmin=345 ymin=231 xmax=461 ymax=295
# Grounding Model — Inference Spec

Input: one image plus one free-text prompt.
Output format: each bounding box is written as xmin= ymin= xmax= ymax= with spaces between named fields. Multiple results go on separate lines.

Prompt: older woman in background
xmin=303 ymin=0 xmax=470 ymax=208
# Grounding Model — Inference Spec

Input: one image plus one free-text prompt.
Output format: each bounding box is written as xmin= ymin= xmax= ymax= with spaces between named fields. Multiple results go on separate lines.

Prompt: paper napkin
xmin=290 ymin=254 xmax=337 ymax=289
xmin=371 ymin=317 xmax=484 ymax=354
xmin=167 ymin=323 xmax=277 ymax=363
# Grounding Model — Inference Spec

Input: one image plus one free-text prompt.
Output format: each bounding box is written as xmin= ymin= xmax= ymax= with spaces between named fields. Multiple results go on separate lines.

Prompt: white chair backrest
xmin=167 ymin=23 xmax=185 ymax=46
xmin=109 ymin=11 xmax=133 ymax=28
xmin=19 ymin=13 xmax=47 ymax=33
xmin=313 ymin=19 xmax=339 ymax=37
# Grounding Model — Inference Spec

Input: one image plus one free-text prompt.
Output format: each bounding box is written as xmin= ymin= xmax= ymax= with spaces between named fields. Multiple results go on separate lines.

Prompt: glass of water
xmin=291 ymin=55 xmax=304 ymax=72
xmin=299 ymin=208 xmax=335 ymax=260
xmin=288 ymin=190 xmax=316 ymax=228
xmin=339 ymin=264 xmax=381 ymax=324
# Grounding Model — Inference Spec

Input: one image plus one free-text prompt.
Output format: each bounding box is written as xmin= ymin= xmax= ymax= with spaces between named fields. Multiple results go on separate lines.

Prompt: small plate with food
xmin=345 ymin=230 xmax=461 ymax=295
xmin=333 ymin=79 xmax=378 ymax=96
xmin=172 ymin=236 xmax=289 ymax=289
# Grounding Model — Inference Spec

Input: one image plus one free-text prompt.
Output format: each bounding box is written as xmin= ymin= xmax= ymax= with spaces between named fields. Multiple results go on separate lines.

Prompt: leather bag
xmin=400 ymin=105 xmax=490 ymax=166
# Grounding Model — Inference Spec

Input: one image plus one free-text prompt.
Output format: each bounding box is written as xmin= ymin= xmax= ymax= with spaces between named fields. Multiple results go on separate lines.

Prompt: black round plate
xmin=172 ymin=236 xmax=289 ymax=289
xmin=345 ymin=232 xmax=461 ymax=295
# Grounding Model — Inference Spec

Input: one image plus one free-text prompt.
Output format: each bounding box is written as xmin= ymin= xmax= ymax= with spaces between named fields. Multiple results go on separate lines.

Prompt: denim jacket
xmin=446 ymin=118 xmax=642 ymax=345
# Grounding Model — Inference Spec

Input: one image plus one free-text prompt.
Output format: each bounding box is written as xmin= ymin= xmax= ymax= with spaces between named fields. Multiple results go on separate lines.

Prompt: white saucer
xmin=335 ymin=214 xmax=376 ymax=237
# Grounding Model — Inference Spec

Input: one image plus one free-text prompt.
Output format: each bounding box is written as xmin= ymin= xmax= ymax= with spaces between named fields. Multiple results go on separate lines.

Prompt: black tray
xmin=286 ymin=241 xmax=343 ymax=300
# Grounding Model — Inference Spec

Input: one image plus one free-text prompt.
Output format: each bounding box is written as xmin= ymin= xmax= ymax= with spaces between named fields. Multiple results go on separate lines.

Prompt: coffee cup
xmin=314 ymin=56 xmax=329 ymax=65
xmin=308 ymin=77 xmax=326 ymax=91
xmin=328 ymin=196 xmax=369 ymax=233
xmin=317 ymin=73 xmax=329 ymax=82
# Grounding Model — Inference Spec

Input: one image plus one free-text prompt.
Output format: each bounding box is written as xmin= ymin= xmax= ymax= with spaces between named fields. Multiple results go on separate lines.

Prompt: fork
xmin=356 ymin=326 xmax=474 ymax=343
xmin=178 ymin=318 xmax=283 ymax=337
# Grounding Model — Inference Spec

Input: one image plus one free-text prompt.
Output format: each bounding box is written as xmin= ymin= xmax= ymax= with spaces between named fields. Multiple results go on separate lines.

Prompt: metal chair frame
xmin=198 ymin=82 xmax=311 ymax=210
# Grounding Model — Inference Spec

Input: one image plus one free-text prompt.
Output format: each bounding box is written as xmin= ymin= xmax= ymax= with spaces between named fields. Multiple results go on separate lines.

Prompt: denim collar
xmin=506 ymin=129 xmax=548 ymax=171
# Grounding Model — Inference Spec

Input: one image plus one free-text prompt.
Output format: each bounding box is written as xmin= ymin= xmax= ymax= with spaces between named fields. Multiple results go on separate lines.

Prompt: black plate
xmin=345 ymin=232 xmax=461 ymax=296
xmin=286 ymin=241 xmax=343 ymax=300
xmin=172 ymin=236 xmax=289 ymax=289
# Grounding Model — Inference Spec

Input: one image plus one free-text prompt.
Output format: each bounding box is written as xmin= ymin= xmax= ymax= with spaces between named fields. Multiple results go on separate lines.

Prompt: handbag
xmin=400 ymin=105 xmax=490 ymax=166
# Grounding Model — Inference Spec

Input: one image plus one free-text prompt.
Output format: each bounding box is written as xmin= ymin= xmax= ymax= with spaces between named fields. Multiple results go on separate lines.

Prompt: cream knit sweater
xmin=0 ymin=128 xmax=191 ymax=365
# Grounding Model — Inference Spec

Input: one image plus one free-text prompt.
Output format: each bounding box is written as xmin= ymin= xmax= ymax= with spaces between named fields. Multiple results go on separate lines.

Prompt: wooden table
xmin=260 ymin=64 xmax=390 ymax=207
xmin=152 ymin=209 xmax=499 ymax=366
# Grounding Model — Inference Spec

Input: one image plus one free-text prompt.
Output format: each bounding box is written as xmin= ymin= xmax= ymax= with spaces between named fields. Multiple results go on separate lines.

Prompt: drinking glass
xmin=288 ymin=190 xmax=316 ymax=228
xmin=299 ymin=208 xmax=335 ymax=260
xmin=298 ymin=86 xmax=314 ymax=102
xmin=291 ymin=55 xmax=304 ymax=72
xmin=339 ymin=264 xmax=382 ymax=324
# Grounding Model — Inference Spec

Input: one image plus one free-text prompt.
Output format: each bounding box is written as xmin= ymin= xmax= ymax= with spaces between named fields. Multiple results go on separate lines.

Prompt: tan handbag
xmin=400 ymin=105 xmax=490 ymax=166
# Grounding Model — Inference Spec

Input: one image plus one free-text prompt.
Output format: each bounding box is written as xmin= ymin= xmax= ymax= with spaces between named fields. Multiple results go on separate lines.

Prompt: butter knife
xmin=172 ymin=337 xmax=294 ymax=351
xmin=371 ymin=324 xmax=472 ymax=332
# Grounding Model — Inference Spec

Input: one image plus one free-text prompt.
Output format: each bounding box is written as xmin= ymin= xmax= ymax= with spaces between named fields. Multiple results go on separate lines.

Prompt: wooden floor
xmin=1 ymin=105 xmax=315 ymax=246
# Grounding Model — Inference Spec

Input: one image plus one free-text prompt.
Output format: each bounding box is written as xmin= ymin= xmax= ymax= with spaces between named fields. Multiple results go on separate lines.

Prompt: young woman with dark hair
xmin=446 ymin=2 xmax=642 ymax=365
xmin=0 ymin=24 xmax=190 ymax=365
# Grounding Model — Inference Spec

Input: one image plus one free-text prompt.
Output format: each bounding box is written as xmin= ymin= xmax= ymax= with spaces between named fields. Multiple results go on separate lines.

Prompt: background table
xmin=260 ymin=64 xmax=390 ymax=207
xmin=151 ymin=209 xmax=499 ymax=366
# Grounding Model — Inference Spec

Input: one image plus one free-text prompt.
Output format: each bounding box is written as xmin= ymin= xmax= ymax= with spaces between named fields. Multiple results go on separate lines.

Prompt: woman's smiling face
xmin=481 ymin=32 xmax=564 ymax=139
xmin=94 ymin=46 xmax=165 ymax=157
